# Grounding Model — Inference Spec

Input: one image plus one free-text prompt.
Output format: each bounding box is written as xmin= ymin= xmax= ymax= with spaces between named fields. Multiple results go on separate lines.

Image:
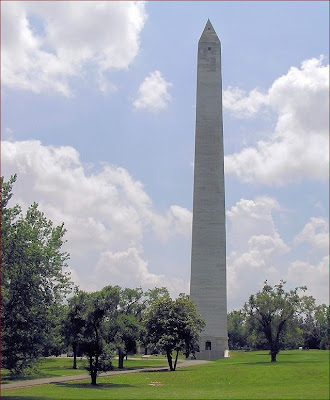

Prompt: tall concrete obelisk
xmin=190 ymin=19 xmax=228 ymax=359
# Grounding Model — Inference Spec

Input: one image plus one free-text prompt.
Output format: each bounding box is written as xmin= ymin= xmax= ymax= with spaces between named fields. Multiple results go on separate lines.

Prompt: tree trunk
xmin=173 ymin=350 xmax=179 ymax=371
xmin=72 ymin=342 xmax=77 ymax=369
xmin=270 ymin=351 xmax=277 ymax=362
xmin=118 ymin=348 xmax=124 ymax=369
xmin=91 ymin=371 xmax=97 ymax=385
xmin=166 ymin=349 xmax=174 ymax=371
xmin=89 ymin=354 xmax=97 ymax=385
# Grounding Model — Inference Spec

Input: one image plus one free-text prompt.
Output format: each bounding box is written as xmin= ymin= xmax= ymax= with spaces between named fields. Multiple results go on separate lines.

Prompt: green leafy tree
xmin=115 ymin=313 xmax=142 ymax=368
xmin=115 ymin=288 xmax=145 ymax=368
xmin=62 ymin=289 xmax=89 ymax=369
xmin=280 ymin=316 xmax=304 ymax=350
xmin=140 ymin=287 xmax=170 ymax=355
xmin=244 ymin=280 xmax=306 ymax=362
xmin=145 ymin=294 xmax=205 ymax=371
xmin=144 ymin=287 xmax=170 ymax=306
xmin=77 ymin=286 xmax=120 ymax=385
xmin=315 ymin=304 xmax=329 ymax=350
xmin=227 ymin=310 xmax=248 ymax=350
xmin=1 ymin=175 xmax=72 ymax=375
xmin=42 ymin=303 xmax=67 ymax=357
xmin=299 ymin=296 xmax=329 ymax=349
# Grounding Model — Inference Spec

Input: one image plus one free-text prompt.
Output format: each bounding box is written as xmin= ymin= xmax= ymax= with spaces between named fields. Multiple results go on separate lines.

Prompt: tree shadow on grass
xmin=2 ymin=396 xmax=46 ymax=400
xmin=53 ymin=381 xmax=136 ymax=389
xmin=229 ymin=359 xmax=319 ymax=366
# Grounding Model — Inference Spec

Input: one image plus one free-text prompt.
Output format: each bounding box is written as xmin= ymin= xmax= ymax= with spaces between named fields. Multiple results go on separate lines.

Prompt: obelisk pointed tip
xmin=199 ymin=19 xmax=220 ymax=42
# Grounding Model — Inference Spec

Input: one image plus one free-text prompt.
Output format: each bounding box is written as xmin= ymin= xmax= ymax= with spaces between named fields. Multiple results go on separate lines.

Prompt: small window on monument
xmin=208 ymin=47 xmax=212 ymax=50
xmin=205 ymin=341 xmax=212 ymax=350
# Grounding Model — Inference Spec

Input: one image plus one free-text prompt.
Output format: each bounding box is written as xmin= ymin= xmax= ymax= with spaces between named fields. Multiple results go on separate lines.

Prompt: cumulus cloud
xmin=226 ymin=196 xmax=281 ymax=250
xmin=133 ymin=70 xmax=172 ymax=112
xmin=223 ymin=87 xmax=269 ymax=118
xmin=1 ymin=1 xmax=147 ymax=95
xmin=294 ymin=217 xmax=329 ymax=253
xmin=226 ymin=196 xmax=290 ymax=306
xmin=225 ymin=56 xmax=329 ymax=185
xmin=226 ymin=196 xmax=329 ymax=307
xmin=95 ymin=248 xmax=188 ymax=296
xmin=287 ymin=256 xmax=329 ymax=304
xmin=2 ymin=140 xmax=190 ymax=296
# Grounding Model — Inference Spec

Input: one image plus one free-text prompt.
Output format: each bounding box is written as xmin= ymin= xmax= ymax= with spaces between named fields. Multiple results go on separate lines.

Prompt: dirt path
xmin=1 ymin=359 xmax=211 ymax=390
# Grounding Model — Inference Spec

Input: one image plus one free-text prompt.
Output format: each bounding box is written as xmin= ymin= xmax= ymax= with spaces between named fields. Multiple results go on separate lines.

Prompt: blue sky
xmin=2 ymin=1 xmax=329 ymax=310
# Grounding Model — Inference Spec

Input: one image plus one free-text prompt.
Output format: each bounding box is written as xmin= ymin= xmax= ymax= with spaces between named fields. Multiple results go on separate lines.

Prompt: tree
xmin=62 ymin=288 xmax=89 ymax=369
xmin=115 ymin=288 xmax=145 ymax=368
xmin=1 ymin=175 xmax=72 ymax=375
xmin=140 ymin=287 xmax=170 ymax=355
xmin=145 ymin=294 xmax=205 ymax=371
xmin=280 ymin=315 xmax=303 ymax=350
xmin=315 ymin=304 xmax=329 ymax=350
xmin=77 ymin=286 xmax=120 ymax=385
xmin=227 ymin=310 xmax=248 ymax=350
xmin=42 ymin=303 xmax=67 ymax=357
xmin=244 ymin=280 xmax=306 ymax=362
xmin=115 ymin=313 xmax=142 ymax=369
xmin=299 ymin=296 xmax=329 ymax=350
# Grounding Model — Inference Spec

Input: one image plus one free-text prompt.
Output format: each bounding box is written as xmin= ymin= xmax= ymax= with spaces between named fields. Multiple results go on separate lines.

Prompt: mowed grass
xmin=1 ymin=356 xmax=168 ymax=384
xmin=2 ymin=350 xmax=329 ymax=399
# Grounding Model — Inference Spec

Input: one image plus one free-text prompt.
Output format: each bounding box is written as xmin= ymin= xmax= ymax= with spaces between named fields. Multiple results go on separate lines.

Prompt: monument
xmin=190 ymin=19 xmax=228 ymax=359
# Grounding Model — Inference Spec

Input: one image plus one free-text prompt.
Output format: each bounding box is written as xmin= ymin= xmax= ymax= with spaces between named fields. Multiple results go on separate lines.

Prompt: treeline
xmin=228 ymin=286 xmax=329 ymax=353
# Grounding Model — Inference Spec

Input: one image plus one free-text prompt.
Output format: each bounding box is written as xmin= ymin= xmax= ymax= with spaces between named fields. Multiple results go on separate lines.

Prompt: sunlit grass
xmin=2 ymin=350 xmax=329 ymax=399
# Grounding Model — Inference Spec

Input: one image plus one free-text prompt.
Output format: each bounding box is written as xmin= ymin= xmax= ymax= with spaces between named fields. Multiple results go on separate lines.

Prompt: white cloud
xmin=1 ymin=1 xmax=147 ymax=96
xmin=2 ymin=140 xmax=189 ymax=295
xmin=133 ymin=70 xmax=172 ymax=112
xmin=294 ymin=217 xmax=329 ymax=253
xmin=3 ymin=139 xmax=328 ymax=306
xmin=226 ymin=196 xmax=280 ymax=250
xmin=95 ymin=248 xmax=188 ymax=297
xmin=287 ymin=256 xmax=329 ymax=305
xmin=225 ymin=56 xmax=329 ymax=185
xmin=226 ymin=196 xmax=329 ymax=307
xmin=226 ymin=196 xmax=289 ymax=305
xmin=223 ymin=87 xmax=269 ymax=118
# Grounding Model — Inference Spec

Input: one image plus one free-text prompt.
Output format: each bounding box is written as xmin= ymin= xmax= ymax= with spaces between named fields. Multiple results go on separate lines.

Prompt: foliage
xmin=115 ymin=287 xmax=146 ymax=368
xmin=299 ymin=297 xmax=329 ymax=350
xmin=227 ymin=310 xmax=248 ymax=350
xmin=144 ymin=287 xmax=170 ymax=307
xmin=1 ymin=175 xmax=72 ymax=375
xmin=145 ymin=293 xmax=205 ymax=370
xmin=42 ymin=303 xmax=68 ymax=357
xmin=62 ymin=288 xmax=88 ymax=369
xmin=244 ymin=280 xmax=306 ymax=362
xmin=115 ymin=313 xmax=143 ymax=368
xmin=68 ymin=286 xmax=120 ymax=385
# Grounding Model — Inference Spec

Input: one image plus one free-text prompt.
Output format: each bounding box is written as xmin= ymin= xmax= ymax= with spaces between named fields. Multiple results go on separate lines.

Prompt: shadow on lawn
xmin=53 ymin=382 xmax=136 ymax=389
xmin=1 ymin=396 xmax=46 ymax=400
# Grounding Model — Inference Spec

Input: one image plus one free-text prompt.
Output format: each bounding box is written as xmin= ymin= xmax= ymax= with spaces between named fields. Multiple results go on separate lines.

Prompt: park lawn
xmin=1 ymin=356 xmax=168 ymax=384
xmin=1 ymin=350 xmax=329 ymax=399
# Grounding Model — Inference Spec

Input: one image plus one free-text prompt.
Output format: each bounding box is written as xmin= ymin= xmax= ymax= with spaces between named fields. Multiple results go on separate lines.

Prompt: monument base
xmin=195 ymin=336 xmax=229 ymax=360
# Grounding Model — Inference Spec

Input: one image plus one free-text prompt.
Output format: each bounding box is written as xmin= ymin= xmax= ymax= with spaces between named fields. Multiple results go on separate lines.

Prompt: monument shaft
xmin=190 ymin=20 xmax=228 ymax=359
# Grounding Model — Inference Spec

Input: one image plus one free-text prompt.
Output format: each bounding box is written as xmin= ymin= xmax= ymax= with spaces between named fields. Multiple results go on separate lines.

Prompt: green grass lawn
xmin=1 ymin=356 xmax=169 ymax=384
xmin=2 ymin=350 xmax=329 ymax=399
